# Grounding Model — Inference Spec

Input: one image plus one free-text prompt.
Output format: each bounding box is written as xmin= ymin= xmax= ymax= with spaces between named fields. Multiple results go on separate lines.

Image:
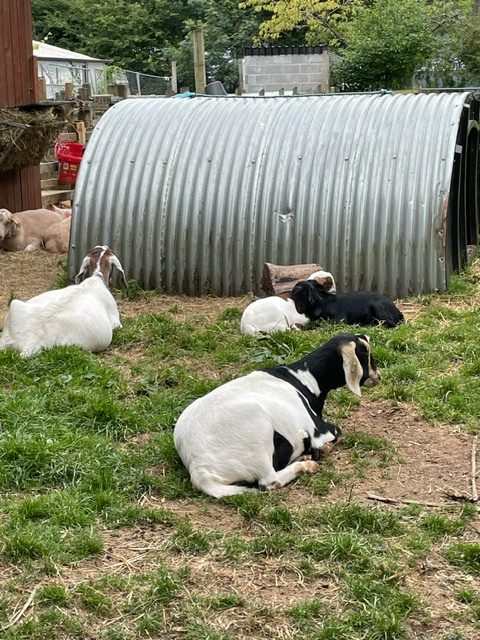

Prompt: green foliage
xmin=76 ymin=583 xmax=113 ymax=614
xmin=32 ymin=0 xmax=192 ymax=74
xmin=444 ymin=542 xmax=480 ymax=575
xmin=32 ymin=0 xmax=261 ymax=90
xmin=303 ymin=502 xmax=403 ymax=536
xmin=37 ymin=584 xmax=69 ymax=606
xmin=240 ymin=0 xmax=367 ymax=46
xmin=332 ymin=0 xmax=438 ymax=90
xmin=419 ymin=514 xmax=466 ymax=539
xmin=170 ymin=519 xmax=212 ymax=554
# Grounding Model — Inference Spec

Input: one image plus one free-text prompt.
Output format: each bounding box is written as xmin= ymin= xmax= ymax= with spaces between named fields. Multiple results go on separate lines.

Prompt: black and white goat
xmin=0 ymin=245 xmax=127 ymax=356
xmin=174 ymin=333 xmax=380 ymax=497
xmin=292 ymin=280 xmax=404 ymax=328
xmin=240 ymin=270 xmax=336 ymax=335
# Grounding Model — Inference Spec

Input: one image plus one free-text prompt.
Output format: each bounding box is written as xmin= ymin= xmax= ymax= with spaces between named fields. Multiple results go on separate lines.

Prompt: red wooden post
xmin=0 ymin=0 xmax=42 ymax=211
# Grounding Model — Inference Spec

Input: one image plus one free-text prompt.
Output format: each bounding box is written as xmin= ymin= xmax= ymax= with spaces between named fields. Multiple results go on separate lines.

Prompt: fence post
xmin=191 ymin=27 xmax=206 ymax=94
xmin=136 ymin=72 xmax=141 ymax=95
xmin=171 ymin=61 xmax=178 ymax=94
xmin=237 ymin=59 xmax=244 ymax=94
xmin=64 ymin=82 xmax=74 ymax=99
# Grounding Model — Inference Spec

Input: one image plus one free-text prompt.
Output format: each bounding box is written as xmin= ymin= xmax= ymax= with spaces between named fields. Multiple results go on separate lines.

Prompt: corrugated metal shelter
xmin=69 ymin=92 xmax=479 ymax=298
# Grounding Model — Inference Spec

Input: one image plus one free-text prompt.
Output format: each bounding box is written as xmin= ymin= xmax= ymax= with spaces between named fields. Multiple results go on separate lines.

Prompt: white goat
xmin=174 ymin=333 xmax=380 ymax=497
xmin=0 ymin=208 xmax=64 ymax=252
xmin=0 ymin=246 xmax=127 ymax=356
xmin=240 ymin=270 xmax=336 ymax=336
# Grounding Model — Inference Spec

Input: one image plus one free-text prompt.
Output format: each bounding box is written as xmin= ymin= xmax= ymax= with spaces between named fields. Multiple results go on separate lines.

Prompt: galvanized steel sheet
xmin=68 ymin=92 xmax=477 ymax=297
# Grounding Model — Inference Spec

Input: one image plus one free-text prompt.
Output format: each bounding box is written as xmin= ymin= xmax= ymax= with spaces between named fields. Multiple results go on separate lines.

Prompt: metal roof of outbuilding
xmin=33 ymin=40 xmax=109 ymax=63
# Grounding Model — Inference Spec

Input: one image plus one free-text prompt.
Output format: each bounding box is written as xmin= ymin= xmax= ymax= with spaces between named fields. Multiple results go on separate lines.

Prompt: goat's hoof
xmin=266 ymin=481 xmax=282 ymax=491
xmin=299 ymin=460 xmax=320 ymax=475
xmin=296 ymin=454 xmax=312 ymax=462
xmin=318 ymin=443 xmax=335 ymax=459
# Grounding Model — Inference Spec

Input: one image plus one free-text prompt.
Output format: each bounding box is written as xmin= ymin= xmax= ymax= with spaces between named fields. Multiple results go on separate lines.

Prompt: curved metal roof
xmin=68 ymin=92 xmax=479 ymax=297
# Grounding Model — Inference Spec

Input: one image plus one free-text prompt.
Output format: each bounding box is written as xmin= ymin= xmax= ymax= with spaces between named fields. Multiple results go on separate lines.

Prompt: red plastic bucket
xmin=55 ymin=140 xmax=84 ymax=185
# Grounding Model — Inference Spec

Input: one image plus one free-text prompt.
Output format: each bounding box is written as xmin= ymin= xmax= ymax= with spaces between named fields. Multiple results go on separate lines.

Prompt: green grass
xmin=1 ymin=260 xmax=480 ymax=638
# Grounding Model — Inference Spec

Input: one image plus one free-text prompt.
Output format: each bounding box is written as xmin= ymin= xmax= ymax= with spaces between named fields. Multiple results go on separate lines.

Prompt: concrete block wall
xmin=242 ymin=46 xmax=330 ymax=94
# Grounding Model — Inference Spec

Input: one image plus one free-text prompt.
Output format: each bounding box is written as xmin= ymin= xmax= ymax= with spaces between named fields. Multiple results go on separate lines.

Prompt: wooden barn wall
xmin=0 ymin=0 xmax=42 ymax=211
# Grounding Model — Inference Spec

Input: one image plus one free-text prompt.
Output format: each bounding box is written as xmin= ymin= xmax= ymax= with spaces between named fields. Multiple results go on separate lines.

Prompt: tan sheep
xmin=0 ymin=207 xmax=66 ymax=252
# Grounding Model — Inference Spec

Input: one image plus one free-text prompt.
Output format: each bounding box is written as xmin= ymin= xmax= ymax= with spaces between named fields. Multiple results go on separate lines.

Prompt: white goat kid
xmin=174 ymin=333 xmax=380 ymax=497
xmin=0 ymin=246 xmax=127 ymax=356
xmin=240 ymin=269 xmax=336 ymax=336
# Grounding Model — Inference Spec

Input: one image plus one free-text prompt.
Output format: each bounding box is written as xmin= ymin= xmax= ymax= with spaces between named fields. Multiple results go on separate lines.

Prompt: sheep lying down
xmin=174 ymin=333 xmax=380 ymax=497
xmin=0 ymin=246 xmax=127 ymax=356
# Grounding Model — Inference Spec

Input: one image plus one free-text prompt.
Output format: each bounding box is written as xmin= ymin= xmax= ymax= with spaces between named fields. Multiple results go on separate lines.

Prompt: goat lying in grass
xmin=292 ymin=280 xmax=404 ymax=328
xmin=240 ymin=270 xmax=336 ymax=335
xmin=174 ymin=333 xmax=380 ymax=497
xmin=0 ymin=245 xmax=127 ymax=356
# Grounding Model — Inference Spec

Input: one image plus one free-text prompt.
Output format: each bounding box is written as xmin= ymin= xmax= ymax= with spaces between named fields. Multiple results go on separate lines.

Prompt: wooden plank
xmin=11 ymin=0 xmax=23 ymax=105
xmin=20 ymin=0 xmax=36 ymax=104
xmin=0 ymin=5 xmax=7 ymax=103
xmin=41 ymin=188 xmax=75 ymax=207
xmin=0 ymin=0 xmax=42 ymax=210
xmin=41 ymin=177 xmax=65 ymax=190
xmin=21 ymin=165 xmax=42 ymax=210
xmin=40 ymin=161 xmax=59 ymax=175
xmin=261 ymin=262 xmax=325 ymax=295
xmin=1 ymin=0 xmax=15 ymax=106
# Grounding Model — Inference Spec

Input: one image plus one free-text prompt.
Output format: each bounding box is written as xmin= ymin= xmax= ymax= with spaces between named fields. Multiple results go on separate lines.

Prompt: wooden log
xmin=261 ymin=262 xmax=325 ymax=296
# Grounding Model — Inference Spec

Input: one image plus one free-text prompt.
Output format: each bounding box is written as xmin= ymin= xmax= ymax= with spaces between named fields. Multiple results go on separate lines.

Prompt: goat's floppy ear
xmin=75 ymin=256 xmax=92 ymax=283
xmin=340 ymin=340 xmax=363 ymax=398
xmin=292 ymin=283 xmax=309 ymax=314
xmin=306 ymin=281 xmax=325 ymax=316
xmin=109 ymin=255 xmax=128 ymax=288
xmin=308 ymin=281 xmax=324 ymax=302
xmin=7 ymin=213 xmax=20 ymax=237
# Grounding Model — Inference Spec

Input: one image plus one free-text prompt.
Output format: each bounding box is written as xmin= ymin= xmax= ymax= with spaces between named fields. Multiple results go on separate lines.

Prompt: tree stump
xmin=261 ymin=262 xmax=324 ymax=296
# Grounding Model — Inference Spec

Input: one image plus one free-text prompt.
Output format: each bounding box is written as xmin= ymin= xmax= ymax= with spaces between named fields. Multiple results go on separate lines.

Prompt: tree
xmin=32 ymin=0 xmax=194 ymax=74
xmin=32 ymin=0 xmax=261 ymax=89
xmin=331 ymin=0 xmax=438 ymax=90
xmin=239 ymin=0 xmax=371 ymax=46
xmin=165 ymin=0 xmax=261 ymax=91
xmin=455 ymin=16 xmax=480 ymax=84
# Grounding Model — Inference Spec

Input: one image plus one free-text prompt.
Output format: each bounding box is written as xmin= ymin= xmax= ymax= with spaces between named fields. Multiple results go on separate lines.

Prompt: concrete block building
xmin=241 ymin=45 xmax=330 ymax=94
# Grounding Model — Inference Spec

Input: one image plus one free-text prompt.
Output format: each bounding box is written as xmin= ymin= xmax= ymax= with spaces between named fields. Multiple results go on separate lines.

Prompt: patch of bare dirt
xmin=329 ymin=401 xmax=474 ymax=505
xmin=0 ymin=249 xmax=252 ymax=325
xmin=0 ymin=250 xmax=66 ymax=324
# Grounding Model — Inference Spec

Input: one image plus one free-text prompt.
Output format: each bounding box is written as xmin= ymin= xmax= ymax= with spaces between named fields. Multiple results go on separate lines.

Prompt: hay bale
xmin=0 ymin=106 xmax=66 ymax=173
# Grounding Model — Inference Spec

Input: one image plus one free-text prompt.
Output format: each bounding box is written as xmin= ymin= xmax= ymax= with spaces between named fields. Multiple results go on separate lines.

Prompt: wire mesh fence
xmin=124 ymin=70 xmax=171 ymax=96
xmin=38 ymin=62 xmax=171 ymax=99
